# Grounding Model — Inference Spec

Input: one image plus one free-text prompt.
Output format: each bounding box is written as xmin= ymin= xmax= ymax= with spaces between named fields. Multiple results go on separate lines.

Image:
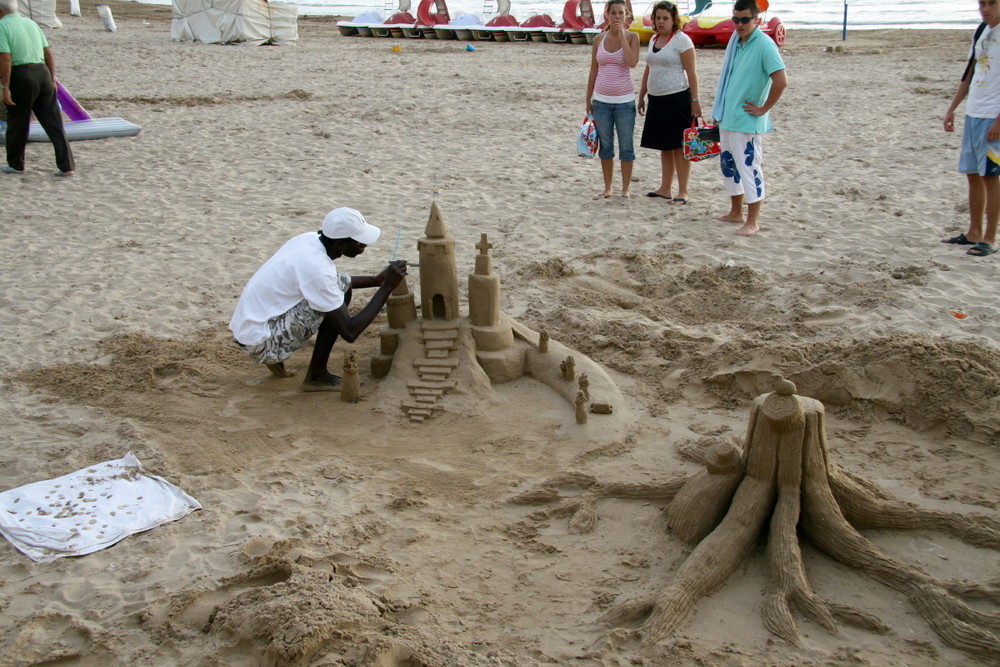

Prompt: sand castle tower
xmin=467 ymin=232 xmax=518 ymax=382
xmin=370 ymin=203 xmax=626 ymax=425
xmin=370 ymin=278 xmax=418 ymax=379
xmin=418 ymin=202 xmax=459 ymax=321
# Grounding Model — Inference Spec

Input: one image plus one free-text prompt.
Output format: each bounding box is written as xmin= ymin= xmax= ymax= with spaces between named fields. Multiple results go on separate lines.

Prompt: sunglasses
xmin=731 ymin=15 xmax=754 ymax=24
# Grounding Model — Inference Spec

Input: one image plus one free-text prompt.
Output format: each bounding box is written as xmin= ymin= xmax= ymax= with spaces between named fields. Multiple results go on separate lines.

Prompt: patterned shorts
xmin=237 ymin=299 xmax=325 ymax=365
xmin=719 ymin=129 xmax=765 ymax=204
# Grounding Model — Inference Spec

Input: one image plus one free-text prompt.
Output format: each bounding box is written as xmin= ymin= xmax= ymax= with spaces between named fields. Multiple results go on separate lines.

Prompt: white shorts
xmin=719 ymin=130 xmax=765 ymax=204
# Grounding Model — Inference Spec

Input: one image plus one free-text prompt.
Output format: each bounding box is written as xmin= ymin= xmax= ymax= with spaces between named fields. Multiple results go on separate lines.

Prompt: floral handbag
xmin=577 ymin=114 xmax=599 ymax=159
xmin=683 ymin=119 xmax=721 ymax=161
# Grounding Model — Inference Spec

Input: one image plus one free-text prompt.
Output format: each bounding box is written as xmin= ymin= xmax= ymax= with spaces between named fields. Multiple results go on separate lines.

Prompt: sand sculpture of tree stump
xmin=512 ymin=379 xmax=1000 ymax=657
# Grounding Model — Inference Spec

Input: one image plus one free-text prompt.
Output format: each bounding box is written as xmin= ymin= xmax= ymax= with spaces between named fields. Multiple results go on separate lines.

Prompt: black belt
xmin=11 ymin=62 xmax=45 ymax=69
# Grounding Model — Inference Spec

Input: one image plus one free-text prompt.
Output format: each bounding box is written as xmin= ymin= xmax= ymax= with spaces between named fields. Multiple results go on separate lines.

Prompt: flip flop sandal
xmin=966 ymin=242 xmax=998 ymax=256
xmin=942 ymin=233 xmax=973 ymax=245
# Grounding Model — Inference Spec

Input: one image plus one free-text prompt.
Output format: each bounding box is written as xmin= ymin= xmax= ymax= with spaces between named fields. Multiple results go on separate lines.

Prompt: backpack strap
xmin=963 ymin=22 xmax=989 ymax=82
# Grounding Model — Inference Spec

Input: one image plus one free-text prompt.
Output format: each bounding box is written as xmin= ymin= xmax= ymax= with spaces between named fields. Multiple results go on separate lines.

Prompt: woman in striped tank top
xmin=586 ymin=0 xmax=640 ymax=200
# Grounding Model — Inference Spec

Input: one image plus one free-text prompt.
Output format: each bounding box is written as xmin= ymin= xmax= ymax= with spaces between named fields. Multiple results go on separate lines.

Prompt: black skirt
xmin=640 ymin=88 xmax=693 ymax=152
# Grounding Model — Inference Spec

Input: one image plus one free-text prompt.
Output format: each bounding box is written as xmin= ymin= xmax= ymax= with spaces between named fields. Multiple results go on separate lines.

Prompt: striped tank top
xmin=593 ymin=35 xmax=635 ymax=103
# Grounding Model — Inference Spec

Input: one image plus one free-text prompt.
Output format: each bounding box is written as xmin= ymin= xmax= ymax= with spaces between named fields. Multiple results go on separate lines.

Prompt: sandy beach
xmin=1 ymin=3 xmax=999 ymax=664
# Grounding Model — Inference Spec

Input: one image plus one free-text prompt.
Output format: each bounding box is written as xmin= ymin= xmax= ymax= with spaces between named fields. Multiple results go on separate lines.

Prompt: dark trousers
xmin=5 ymin=63 xmax=75 ymax=173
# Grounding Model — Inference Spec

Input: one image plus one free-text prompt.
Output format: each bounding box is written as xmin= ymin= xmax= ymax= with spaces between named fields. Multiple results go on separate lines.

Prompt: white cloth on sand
xmin=0 ymin=452 xmax=201 ymax=563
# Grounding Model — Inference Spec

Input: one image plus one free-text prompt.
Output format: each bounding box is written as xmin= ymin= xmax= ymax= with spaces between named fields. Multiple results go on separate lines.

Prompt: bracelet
xmin=692 ymin=98 xmax=700 ymax=102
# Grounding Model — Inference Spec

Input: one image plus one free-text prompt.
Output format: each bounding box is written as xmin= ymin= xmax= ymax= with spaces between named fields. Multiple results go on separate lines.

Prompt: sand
xmin=1 ymin=3 xmax=999 ymax=664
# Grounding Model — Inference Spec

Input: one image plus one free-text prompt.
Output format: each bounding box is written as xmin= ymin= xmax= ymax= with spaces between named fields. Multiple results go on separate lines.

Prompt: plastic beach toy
xmin=392 ymin=44 xmax=402 ymax=52
xmin=466 ymin=44 xmax=476 ymax=51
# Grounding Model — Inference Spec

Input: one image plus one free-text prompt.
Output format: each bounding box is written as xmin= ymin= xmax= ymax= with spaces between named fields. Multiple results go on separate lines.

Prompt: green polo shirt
xmin=0 ymin=13 xmax=49 ymax=66
xmin=719 ymin=28 xmax=785 ymax=134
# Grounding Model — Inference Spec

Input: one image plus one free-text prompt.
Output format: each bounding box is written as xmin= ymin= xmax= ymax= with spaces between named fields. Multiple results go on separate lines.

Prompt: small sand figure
xmin=575 ymin=390 xmax=588 ymax=424
xmin=578 ymin=373 xmax=589 ymax=400
xmin=340 ymin=351 xmax=360 ymax=403
xmin=560 ymin=356 xmax=575 ymax=381
xmin=539 ymin=330 xmax=550 ymax=353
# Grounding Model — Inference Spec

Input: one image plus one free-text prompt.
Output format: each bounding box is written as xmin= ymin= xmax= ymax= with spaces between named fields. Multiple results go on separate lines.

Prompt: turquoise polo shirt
xmin=719 ymin=28 xmax=785 ymax=134
xmin=0 ymin=13 xmax=49 ymax=66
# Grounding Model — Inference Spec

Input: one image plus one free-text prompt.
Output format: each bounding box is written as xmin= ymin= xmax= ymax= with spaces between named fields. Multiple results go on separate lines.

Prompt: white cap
xmin=321 ymin=207 xmax=381 ymax=245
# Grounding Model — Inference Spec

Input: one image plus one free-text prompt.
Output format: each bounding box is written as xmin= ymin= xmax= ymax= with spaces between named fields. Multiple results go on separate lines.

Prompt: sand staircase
xmin=402 ymin=320 xmax=459 ymax=422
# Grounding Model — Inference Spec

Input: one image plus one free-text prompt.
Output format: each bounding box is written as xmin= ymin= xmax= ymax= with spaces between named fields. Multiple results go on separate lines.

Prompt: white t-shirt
xmin=645 ymin=31 xmax=694 ymax=96
xmin=968 ymin=24 xmax=1000 ymax=119
xmin=229 ymin=232 xmax=348 ymax=345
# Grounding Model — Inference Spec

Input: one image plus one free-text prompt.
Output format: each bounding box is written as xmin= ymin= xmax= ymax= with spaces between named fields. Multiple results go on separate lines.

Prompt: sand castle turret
xmin=468 ymin=233 xmax=514 ymax=353
xmin=386 ymin=279 xmax=417 ymax=330
xmin=418 ymin=202 xmax=459 ymax=321
xmin=370 ymin=277 xmax=419 ymax=378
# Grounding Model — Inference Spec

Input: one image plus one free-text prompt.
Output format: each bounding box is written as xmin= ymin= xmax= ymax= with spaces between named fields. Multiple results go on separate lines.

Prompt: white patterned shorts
xmin=719 ymin=129 xmax=765 ymax=204
xmin=237 ymin=300 xmax=325 ymax=365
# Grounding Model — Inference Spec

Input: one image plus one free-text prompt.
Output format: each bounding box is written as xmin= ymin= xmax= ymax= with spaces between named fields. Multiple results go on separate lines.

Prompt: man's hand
xmin=743 ymin=100 xmax=767 ymax=116
xmin=944 ymin=110 xmax=956 ymax=133
xmin=385 ymin=260 xmax=407 ymax=289
xmin=2 ymin=88 xmax=12 ymax=106
xmin=989 ymin=117 xmax=1000 ymax=143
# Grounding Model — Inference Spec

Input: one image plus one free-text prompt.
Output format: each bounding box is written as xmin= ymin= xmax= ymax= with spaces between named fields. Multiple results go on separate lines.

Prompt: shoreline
xmin=87 ymin=0 xmax=980 ymax=30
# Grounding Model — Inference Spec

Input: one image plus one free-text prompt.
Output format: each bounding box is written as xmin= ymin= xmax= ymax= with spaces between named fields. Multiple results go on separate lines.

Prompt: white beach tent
xmin=171 ymin=0 xmax=298 ymax=45
xmin=16 ymin=0 xmax=62 ymax=29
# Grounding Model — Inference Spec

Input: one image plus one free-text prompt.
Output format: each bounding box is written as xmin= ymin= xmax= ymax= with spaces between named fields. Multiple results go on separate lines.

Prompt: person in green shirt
xmin=710 ymin=0 xmax=786 ymax=236
xmin=0 ymin=0 xmax=75 ymax=176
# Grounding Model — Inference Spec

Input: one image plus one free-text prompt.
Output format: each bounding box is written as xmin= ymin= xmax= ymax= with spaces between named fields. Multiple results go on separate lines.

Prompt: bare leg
xmin=717 ymin=195 xmax=744 ymax=223
xmin=621 ymin=160 xmax=634 ymax=198
xmin=266 ymin=362 xmax=295 ymax=378
xmin=673 ymin=149 xmax=691 ymax=201
xmin=302 ymin=319 xmax=342 ymax=392
xmin=965 ymin=174 xmax=987 ymax=243
xmin=595 ymin=159 xmax=614 ymax=199
xmin=982 ymin=175 xmax=999 ymax=247
xmin=302 ymin=287 xmax=352 ymax=392
xmin=735 ymin=200 xmax=761 ymax=236
xmin=648 ymin=151 xmax=674 ymax=198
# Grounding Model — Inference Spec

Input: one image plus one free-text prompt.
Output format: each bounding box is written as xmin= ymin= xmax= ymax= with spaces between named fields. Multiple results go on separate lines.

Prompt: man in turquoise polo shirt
xmin=0 ymin=0 xmax=75 ymax=176
xmin=711 ymin=0 xmax=786 ymax=236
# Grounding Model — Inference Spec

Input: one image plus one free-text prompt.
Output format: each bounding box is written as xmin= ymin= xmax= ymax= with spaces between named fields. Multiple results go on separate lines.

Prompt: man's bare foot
xmin=716 ymin=214 xmax=745 ymax=223
xmin=302 ymin=371 xmax=342 ymax=392
xmin=734 ymin=223 xmax=760 ymax=237
xmin=266 ymin=362 xmax=295 ymax=378
xmin=593 ymin=191 xmax=613 ymax=200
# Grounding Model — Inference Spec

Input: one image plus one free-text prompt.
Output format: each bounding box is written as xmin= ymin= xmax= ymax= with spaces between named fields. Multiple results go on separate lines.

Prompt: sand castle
xmin=370 ymin=202 xmax=625 ymax=423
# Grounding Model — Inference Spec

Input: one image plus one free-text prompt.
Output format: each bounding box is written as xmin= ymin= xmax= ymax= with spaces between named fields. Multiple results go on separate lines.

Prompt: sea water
xmin=287 ymin=0 xmax=981 ymax=29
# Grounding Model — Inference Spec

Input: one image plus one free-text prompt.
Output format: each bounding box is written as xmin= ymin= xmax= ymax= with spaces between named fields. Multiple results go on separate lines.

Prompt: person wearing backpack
xmin=942 ymin=0 xmax=1000 ymax=257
